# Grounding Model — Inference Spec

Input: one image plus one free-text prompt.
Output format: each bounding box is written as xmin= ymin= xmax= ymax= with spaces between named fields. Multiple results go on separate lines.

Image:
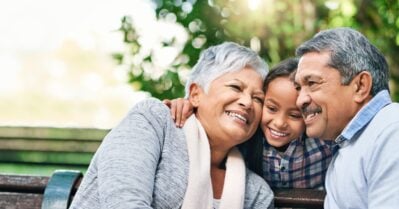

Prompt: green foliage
xmin=113 ymin=16 xmax=187 ymax=99
xmin=115 ymin=0 xmax=399 ymax=101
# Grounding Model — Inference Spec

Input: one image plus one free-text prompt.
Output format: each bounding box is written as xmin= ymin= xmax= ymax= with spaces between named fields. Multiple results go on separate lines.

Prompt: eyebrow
xmin=230 ymin=79 xmax=265 ymax=94
xmin=264 ymin=98 xmax=279 ymax=106
xmin=298 ymin=74 xmax=322 ymax=83
xmin=254 ymin=90 xmax=266 ymax=96
xmin=231 ymin=78 xmax=243 ymax=83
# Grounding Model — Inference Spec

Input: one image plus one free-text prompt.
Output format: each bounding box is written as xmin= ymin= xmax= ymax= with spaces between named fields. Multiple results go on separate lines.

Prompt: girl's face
xmin=261 ymin=76 xmax=305 ymax=148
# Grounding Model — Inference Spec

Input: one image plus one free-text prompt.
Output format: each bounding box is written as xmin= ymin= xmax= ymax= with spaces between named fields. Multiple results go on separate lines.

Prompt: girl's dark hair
xmin=264 ymin=57 xmax=299 ymax=91
xmin=240 ymin=57 xmax=299 ymax=176
xmin=238 ymin=128 xmax=264 ymax=176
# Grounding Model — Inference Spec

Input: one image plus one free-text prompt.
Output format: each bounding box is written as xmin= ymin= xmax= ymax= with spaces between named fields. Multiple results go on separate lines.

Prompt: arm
xmin=163 ymin=98 xmax=194 ymax=127
xmin=245 ymin=170 xmax=274 ymax=209
xmin=367 ymin=123 xmax=399 ymax=208
xmin=96 ymin=99 xmax=169 ymax=208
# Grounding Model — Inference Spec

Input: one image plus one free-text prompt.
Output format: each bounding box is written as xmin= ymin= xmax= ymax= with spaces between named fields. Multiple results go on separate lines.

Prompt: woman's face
xmin=261 ymin=76 xmax=305 ymax=148
xmin=192 ymin=67 xmax=265 ymax=150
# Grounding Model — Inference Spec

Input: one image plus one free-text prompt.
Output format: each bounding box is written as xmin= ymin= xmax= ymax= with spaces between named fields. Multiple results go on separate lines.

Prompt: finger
xmin=163 ymin=99 xmax=171 ymax=107
xmin=180 ymin=100 xmax=193 ymax=127
xmin=175 ymin=99 xmax=184 ymax=127
xmin=170 ymin=100 xmax=177 ymax=120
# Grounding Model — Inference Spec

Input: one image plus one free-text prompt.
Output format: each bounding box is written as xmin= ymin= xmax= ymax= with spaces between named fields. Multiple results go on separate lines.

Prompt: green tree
xmin=114 ymin=0 xmax=399 ymax=101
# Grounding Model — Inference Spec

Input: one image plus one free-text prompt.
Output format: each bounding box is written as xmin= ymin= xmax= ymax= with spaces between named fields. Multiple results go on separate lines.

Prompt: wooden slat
xmin=0 ymin=139 xmax=100 ymax=152
xmin=0 ymin=172 xmax=83 ymax=209
xmin=0 ymin=192 xmax=43 ymax=209
xmin=0 ymin=151 xmax=94 ymax=166
xmin=0 ymin=137 xmax=102 ymax=142
xmin=274 ymin=189 xmax=325 ymax=209
xmin=0 ymin=126 xmax=109 ymax=140
xmin=0 ymin=174 xmax=48 ymax=193
xmin=0 ymin=126 xmax=104 ymax=167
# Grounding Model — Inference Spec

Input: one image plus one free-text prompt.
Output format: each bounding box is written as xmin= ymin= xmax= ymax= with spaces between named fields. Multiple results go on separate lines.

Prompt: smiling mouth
xmin=225 ymin=111 xmax=248 ymax=124
xmin=302 ymin=106 xmax=322 ymax=121
xmin=269 ymin=128 xmax=289 ymax=137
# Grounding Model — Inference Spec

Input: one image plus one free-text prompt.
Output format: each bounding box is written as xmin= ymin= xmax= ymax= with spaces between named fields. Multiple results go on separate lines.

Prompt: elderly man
xmin=294 ymin=27 xmax=399 ymax=208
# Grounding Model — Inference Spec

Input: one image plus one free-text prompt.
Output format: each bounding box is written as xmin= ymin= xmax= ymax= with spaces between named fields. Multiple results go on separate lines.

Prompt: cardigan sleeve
xmin=95 ymin=98 xmax=172 ymax=208
xmin=244 ymin=169 xmax=274 ymax=209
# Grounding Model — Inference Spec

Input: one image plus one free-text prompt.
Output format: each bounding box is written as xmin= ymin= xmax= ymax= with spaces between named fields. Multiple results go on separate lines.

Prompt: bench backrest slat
xmin=0 ymin=192 xmax=43 ymax=209
xmin=0 ymin=138 xmax=101 ymax=153
xmin=0 ymin=127 xmax=109 ymax=140
xmin=0 ymin=175 xmax=48 ymax=193
xmin=0 ymin=126 xmax=109 ymax=168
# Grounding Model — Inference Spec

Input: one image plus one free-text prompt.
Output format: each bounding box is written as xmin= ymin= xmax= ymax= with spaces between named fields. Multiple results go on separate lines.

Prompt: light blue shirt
xmin=325 ymin=90 xmax=399 ymax=209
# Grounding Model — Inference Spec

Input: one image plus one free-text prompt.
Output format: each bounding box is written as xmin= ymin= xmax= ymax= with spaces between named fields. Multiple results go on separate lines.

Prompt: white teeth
xmin=270 ymin=129 xmax=288 ymax=137
xmin=306 ymin=112 xmax=319 ymax=120
xmin=226 ymin=112 xmax=247 ymax=123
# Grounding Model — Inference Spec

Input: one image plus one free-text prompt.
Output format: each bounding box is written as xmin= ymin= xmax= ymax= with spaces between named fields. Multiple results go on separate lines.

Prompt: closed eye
xmin=253 ymin=96 xmax=264 ymax=104
xmin=293 ymin=83 xmax=301 ymax=91
xmin=266 ymin=105 xmax=277 ymax=113
xmin=290 ymin=113 xmax=303 ymax=119
xmin=228 ymin=84 xmax=241 ymax=91
xmin=308 ymin=81 xmax=317 ymax=86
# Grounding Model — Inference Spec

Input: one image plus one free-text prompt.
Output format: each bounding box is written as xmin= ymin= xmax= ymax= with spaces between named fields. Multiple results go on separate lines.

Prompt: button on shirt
xmin=263 ymin=135 xmax=335 ymax=189
xmin=325 ymin=90 xmax=399 ymax=208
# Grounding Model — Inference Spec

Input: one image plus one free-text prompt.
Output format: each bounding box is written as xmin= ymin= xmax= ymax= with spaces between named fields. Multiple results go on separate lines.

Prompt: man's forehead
xmin=294 ymin=66 xmax=321 ymax=82
xmin=295 ymin=56 xmax=329 ymax=80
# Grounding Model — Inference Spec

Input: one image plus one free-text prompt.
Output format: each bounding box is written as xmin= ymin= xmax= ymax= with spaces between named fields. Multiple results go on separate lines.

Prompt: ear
xmin=188 ymin=83 xmax=203 ymax=107
xmin=351 ymin=71 xmax=372 ymax=103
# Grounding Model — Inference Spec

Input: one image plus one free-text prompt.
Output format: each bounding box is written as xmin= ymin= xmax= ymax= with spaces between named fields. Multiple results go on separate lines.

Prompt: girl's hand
xmin=163 ymin=98 xmax=194 ymax=128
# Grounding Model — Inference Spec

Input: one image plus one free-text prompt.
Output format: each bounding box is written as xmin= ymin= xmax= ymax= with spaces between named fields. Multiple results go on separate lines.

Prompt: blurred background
xmin=1 ymin=0 xmax=398 ymax=175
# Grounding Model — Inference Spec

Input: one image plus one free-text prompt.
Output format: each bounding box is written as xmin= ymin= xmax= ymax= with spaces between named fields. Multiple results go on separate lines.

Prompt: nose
xmin=296 ymin=89 xmax=311 ymax=111
xmin=238 ymin=93 xmax=252 ymax=109
xmin=273 ymin=114 xmax=288 ymax=129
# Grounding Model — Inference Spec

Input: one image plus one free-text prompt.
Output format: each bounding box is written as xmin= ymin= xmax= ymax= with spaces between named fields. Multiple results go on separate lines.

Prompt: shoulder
xmin=244 ymin=169 xmax=274 ymax=208
xmin=108 ymin=98 xmax=177 ymax=142
xmin=374 ymin=103 xmax=399 ymax=123
xmin=130 ymin=98 xmax=169 ymax=116
xmin=127 ymin=98 xmax=172 ymax=124
xmin=371 ymin=103 xmax=399 ymax=140
xmin=366 ymin=103 xmax=399 ymax=138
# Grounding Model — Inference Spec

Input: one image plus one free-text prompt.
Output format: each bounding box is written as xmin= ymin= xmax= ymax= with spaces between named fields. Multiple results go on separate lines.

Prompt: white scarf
xmin=181 ymin=115 xmax=246 ymax=209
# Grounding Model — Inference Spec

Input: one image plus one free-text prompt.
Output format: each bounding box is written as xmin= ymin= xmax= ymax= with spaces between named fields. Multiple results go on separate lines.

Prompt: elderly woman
xmin=70 ymin=42 xmax=274 ymax=209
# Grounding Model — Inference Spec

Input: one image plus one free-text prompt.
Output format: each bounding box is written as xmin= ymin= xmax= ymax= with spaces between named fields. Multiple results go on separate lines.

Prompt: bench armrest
xmin=41 ymin=170 xmax=82 ymax=209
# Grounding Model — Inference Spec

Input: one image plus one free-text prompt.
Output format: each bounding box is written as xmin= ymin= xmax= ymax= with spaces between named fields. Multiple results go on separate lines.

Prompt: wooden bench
xmin=0 ymin=170 xmax=325 ymax=209
xmin=0 ymin=170 xmax=82 ymax=209
xmin=0 ymin=126 xmax=325 ymax=208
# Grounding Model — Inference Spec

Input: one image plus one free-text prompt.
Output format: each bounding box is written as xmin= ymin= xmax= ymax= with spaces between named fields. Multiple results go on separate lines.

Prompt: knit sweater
xmin=70 ymin=98 xmax=274 ymax=209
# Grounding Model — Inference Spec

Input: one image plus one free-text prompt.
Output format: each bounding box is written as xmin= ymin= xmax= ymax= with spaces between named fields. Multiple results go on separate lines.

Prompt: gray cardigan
xmin=70 ymin=98 xmax=274 ymax=209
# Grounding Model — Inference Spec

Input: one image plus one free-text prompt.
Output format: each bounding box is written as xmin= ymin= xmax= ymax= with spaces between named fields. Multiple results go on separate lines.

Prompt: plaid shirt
xmin=262 ymin=136 xmax=336 ymax=189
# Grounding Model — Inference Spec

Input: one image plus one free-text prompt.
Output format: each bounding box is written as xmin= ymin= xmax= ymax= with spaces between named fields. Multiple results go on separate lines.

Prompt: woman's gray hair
xmin=185 ymin=42 xmax=269 ymax=98
xmin=295 ymin=27 xmax=389 ymax=96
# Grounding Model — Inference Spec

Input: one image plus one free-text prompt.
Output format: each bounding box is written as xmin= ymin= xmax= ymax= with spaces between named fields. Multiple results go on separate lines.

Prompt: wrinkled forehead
xmin=294 ymin=53 xmax=331 ymax=82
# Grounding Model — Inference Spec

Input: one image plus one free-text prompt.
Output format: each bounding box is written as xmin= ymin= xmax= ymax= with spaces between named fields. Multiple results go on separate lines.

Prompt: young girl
xmin=165 ymin=58 xmax=335 ymax=189
xmin=258 ymin=58 xmax=334 ymax=189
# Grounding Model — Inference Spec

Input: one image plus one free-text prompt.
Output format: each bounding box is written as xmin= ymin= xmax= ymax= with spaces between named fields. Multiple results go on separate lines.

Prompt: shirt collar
xmin=335 ymin=90 xmax=392 ymax=145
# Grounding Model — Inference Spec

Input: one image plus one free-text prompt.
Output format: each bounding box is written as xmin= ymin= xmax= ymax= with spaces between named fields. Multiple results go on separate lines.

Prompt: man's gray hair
xmin=296 ymin=27 xmax=389 ymax=96
xmin=185 ymin=42 xmax=269 ymax=98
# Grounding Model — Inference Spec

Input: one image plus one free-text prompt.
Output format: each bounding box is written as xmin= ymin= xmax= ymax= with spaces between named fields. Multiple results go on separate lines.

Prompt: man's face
xmin=294 ymin=52 xmax=358 ymax=140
